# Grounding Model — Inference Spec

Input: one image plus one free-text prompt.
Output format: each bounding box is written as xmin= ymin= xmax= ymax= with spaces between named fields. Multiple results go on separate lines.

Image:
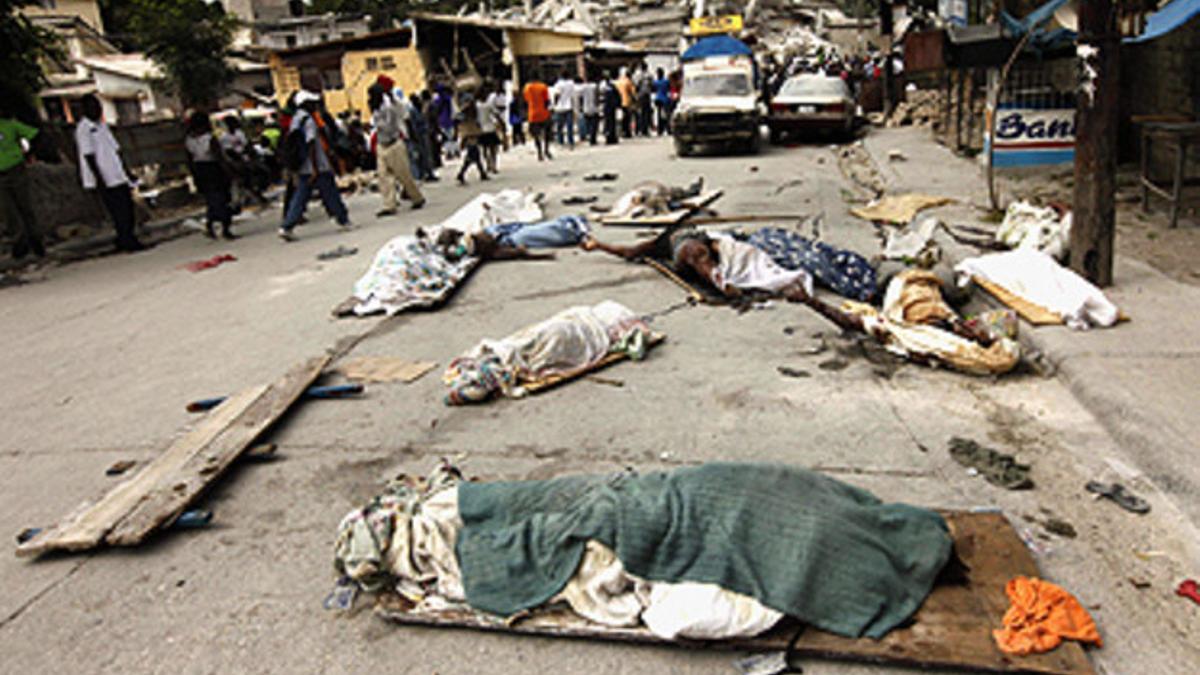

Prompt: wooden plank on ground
xmin=521 ymin=334 xmax=665 ymax=395
xmin=376 ymin=512 xmax=1095 ymax=675
xmin=645 ymin=259 xmax=724 ymax=305
xmin=972 ymin=276 xmax=1064 ymax=326
xmin=600 ymin=190 xmax=724 ymax=227
xmin=17 ymin=355 xmax=331 ymax=557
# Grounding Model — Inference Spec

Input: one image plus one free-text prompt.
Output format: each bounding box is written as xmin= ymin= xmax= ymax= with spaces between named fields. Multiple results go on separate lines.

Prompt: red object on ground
xmin=1176 ymin=579 xmax=1200 ymax=605
xmin=184 ymin=254 xmax=237 ymax=273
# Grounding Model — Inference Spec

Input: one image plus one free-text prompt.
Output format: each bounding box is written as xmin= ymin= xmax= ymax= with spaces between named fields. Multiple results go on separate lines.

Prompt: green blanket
xmin=456 ymin=462 xmax=953 ymax=639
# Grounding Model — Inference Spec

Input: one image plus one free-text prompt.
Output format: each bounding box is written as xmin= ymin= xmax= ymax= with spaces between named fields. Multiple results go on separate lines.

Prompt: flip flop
xmin=1086 ymin=481 xmax=1151 ymax=514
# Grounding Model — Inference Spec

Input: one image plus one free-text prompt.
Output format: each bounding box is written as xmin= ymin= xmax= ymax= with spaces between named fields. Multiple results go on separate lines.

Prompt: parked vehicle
xmin=672 ymin=36 xmax=762 ymax=157
xmin=768 ymin=74 xmax=855 ymax=142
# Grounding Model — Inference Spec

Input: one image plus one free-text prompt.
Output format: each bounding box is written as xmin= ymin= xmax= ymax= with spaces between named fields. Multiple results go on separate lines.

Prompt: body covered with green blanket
xmin=456 ymin=463 xmax=952 ymax=639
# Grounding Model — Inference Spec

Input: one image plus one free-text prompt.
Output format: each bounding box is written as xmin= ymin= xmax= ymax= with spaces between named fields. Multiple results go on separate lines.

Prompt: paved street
xmin=1 ymin=131 xmax=1197 ymax=674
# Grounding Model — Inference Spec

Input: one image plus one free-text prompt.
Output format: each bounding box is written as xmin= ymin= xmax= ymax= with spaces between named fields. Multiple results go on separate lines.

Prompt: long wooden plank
xmin=15 ymin=385 xmax=270 ymax=557
xmin=376 ymin=512 xmax=1094 ymax=675
xmin=600 ymin=190 xmax=724 ymax=227
xmin=17 ymin=355 xmax=330 ymax=557
xmin=105 ymin=355 xmax=331 ymax=546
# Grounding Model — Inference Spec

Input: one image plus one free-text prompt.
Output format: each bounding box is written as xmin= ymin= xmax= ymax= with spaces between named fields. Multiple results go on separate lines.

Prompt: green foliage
xmin=125 ymin=0 xmax=238 ymax=109
xmin=0 ymin=0 xmax=64 ymax=115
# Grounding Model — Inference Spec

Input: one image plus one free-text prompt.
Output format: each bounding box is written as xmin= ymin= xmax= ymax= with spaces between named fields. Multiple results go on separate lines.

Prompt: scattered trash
xmin=169 ymin=509 xmax=212 ymax=530
xmin=183 ymin=254 xmax=237 ymax=273
xmin=1176 ymin=579 xmax=1200 ymax=606
xmin=658 ymin=451 xmax=672 ymax=461
xmin=337 ymin=357 xmax=437 ymax=384
xmin=244 ymin=443 xmax=278 ymax=461
xmin=1085 ymin=481 xmax=1150 ymax=514
xmin=106 ymin=460 xmax=137 ymax=477
xmin=587 ymin=375 xmax=624 ymax=388
xmin=887 ymin=149 xmax=907 ymax=162
xmin=748 ymin=165 xmax=759 ymax=173
xmin=324 ymin=576 xmax=359 ymax=612
xmin=772 ymin=179 xmax=804 ymax=196
xmin=317 ymin=245 xmax=358 ymax=261
xmin=1129 ymin=578 xmax=1152 ymax=590
xmin=186 ymin=383 xmax=365 ymax=412
xmin=948 ymin=437 xmax=1034 ymax=490
xmin=850 ymin=194 xmax=953 ymax=224
xmin=583 ymin=172 xmax=618 ymax=182
xmin=733 ymin=651 xmax=790 ymax=675
xmin=777 ymin=366 xmax=810 ymax=378
xmin=995 ymin=201 xmax=1071 ymax=261
xmin=1042 ymin=518 xmax=1077 ymax=539
xmin=562 ymin=195 xmax=598 ymax=205
xmin=15 ymin=527 xmax=41 ymax=545
xmin=1133 ymin=549 xmax=1169 ymax=562
xmin=817 ymin=358 xmax=848 ymax=371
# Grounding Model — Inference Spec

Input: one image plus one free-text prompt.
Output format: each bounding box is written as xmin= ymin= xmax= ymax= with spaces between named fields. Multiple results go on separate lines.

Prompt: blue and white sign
xmin=990 ymin=108 xmax=1076 ymax=167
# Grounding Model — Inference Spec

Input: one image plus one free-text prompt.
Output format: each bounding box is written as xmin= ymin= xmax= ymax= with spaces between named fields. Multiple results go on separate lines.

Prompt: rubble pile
xmin=886 ymin=89 xmax=944 ymax=128
xmin=477 ymin=0 xmax=839 ymax=55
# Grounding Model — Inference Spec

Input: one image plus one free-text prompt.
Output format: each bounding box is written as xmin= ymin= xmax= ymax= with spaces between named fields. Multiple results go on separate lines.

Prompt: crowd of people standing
xmin=4 ymin=60 xmax=687 ymax=261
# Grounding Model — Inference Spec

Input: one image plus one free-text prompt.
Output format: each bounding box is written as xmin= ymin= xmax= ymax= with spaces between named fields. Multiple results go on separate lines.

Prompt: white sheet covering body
xmin=710 ymin=233 xmax=814 ymax=295
xmin=346 ymin=191 xmax=543 ymax=316
xmin=955 ymin=248 xmax=1119 ymax=330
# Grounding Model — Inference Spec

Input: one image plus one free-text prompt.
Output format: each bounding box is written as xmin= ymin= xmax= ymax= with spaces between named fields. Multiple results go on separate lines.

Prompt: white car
xmin=768 ymin=74 xmax=855 ymax=142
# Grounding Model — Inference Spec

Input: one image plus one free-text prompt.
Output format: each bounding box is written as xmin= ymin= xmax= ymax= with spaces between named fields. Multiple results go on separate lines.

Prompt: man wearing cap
xmin=368 ymin=79 xmax=424 ymax=217
xmin=279 ymin=90 xmax=351 ymax=241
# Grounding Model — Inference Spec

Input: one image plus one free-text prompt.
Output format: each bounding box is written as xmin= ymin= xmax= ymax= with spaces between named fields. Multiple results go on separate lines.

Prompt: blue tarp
xmin=681 ymin=35 xmax=752 ymax=62
xmin=1126 ymin=0 xmax=1200 ymax=43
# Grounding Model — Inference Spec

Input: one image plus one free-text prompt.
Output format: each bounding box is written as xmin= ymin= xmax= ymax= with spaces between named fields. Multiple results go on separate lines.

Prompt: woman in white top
xmin=185 ymin=112 xmax=237 ymax=240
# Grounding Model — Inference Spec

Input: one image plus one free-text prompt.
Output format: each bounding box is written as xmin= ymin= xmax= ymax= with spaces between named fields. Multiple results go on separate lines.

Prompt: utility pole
xmin=1070 ymin=0 xmax=1119 ymax=287
xmin=879 ymin=0 xmax=894 ymax=118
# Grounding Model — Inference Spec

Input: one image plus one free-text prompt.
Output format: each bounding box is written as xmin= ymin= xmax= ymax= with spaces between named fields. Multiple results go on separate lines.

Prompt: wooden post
xmin=1070 ymin=0 xmax=1119 ymax=287
xmin=879 ymin=0 xmax=894 ymax=117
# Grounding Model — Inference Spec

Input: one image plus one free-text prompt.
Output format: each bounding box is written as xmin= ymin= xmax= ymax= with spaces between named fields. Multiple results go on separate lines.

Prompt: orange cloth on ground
xmin=993 ymin=576 xmax=1102 ymax=656
xmin=524 ymin=82 xmax=551 ymax=124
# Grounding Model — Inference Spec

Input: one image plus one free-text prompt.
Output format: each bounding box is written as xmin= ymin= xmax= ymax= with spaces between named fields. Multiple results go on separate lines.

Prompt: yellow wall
xmin=269 ymin=47 xmax=425 ymax=117
xmin=339 ymin=47 xmax=426 ymax=116
xmin=508 ymin=30 xmax=584 ymax=57
xmin=269 ymin=53 xmax=301 ymax=106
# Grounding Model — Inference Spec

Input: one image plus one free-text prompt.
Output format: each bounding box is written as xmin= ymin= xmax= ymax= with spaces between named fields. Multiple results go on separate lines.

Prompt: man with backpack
xmin=278 ymin=90 xmax=351 ymax=241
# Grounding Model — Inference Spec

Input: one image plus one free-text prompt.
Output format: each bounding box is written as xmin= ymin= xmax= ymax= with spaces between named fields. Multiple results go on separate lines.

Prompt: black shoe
xmin=121 ymin=241 xmax=150 ymax=253
xmin=412 ymin=200 xmax=426 ymax=210
xmin=11 ymin=240 xmax=29 ymax=260
xmin=221 ymin=229 xmax=239 ymax=241
xmin=30 ymin=240 xmax=46 ymax=258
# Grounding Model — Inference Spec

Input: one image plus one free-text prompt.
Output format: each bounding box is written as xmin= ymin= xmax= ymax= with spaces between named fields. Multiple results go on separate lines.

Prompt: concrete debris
xmin=885 ymin=90 xmax=944 ymax=128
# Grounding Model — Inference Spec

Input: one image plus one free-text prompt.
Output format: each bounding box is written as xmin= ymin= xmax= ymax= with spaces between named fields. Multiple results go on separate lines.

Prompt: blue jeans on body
xmin=553 ymin=110 xmax=575 ymax=147
xmin=282 ymin=172 xmax=348 ymax=231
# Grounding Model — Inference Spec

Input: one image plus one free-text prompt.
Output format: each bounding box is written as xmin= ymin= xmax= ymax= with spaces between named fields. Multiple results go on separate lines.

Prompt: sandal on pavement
xmin=1085 ymin=481 xmax=1150 ymax=514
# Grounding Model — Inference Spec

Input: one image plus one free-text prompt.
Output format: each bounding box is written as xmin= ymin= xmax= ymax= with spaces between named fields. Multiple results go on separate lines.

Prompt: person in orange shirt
xmin=522 ymin=75 xmax=553 ymax=161
xmin=616 ymin=67 xmax=636 ymax=138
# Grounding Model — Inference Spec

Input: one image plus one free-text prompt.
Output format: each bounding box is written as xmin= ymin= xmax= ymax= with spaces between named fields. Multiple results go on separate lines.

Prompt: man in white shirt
xmin=551 ymin=71 xmax=576 ymax=149
xmin=75 ymin=94 xmax=146 ymax=252
xmin=577 ymin=74 xmax=599 ymax=146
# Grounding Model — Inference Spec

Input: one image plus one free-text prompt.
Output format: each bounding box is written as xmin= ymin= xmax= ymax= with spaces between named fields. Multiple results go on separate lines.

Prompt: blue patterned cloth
xmin=746 ymin=227 xmax=877 ymax=301
xmin=485 ymin=215 xmax=590 ymax=249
